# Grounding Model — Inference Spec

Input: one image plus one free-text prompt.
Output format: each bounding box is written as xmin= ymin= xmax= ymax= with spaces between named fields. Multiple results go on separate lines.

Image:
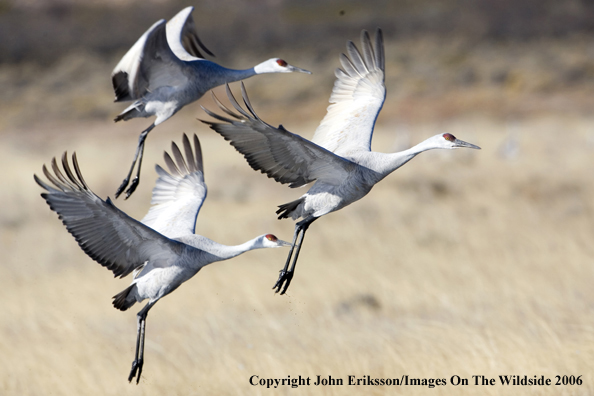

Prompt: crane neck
xmin=193 ymin=59 xmax=286 ymax=91
xmin=193 ymin=62 xmax=257 ymax=89
xmin=372 ymin=139 xmax=438 ymax=181
xmin=177 ymin=234 xmax=265 ymax=264
xmin=220 ymin=67 xmax=258 ymax=84
xmin=210 ymin=237 xmax=265 ymax=261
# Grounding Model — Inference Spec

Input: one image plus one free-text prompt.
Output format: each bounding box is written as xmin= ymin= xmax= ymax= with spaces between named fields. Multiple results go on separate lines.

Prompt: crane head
xmin=434 ymin=133 xmax=481 ymax=150
xmin=254 ymin=58 xmax=312 ymax=75
xmin=260 ymin=234 xmax=292 ymax=248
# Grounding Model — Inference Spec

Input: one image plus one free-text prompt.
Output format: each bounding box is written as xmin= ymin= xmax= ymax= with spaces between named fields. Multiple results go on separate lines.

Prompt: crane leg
xmin=128 ymin=301 xmax=155 ymax=384
xmin=273 ymin=217 xmax=315 ymax=295
xmin=272 ymin=227 xmax=300 ymax=292
xmin=115 ymin=123 xmax=155 ymax=199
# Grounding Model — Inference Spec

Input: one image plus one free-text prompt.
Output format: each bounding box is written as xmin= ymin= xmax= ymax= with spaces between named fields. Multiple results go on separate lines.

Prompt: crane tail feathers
xmin=276 ymin=198 xmax=304 ymax=220
xmin=113 ymin=104 xmax=143 ymax=123
xmin=112 ymin=284 xmax=136 ymax=311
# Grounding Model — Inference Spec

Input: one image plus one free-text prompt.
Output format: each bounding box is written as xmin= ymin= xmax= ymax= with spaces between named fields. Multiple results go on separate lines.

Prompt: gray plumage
xmin=35 ymin=134 xmax=290 ymax=384
xmin=202 ymin=29 xmax=481 ymax=295
xmin=111 ymin=6 xmax=311 ymax=199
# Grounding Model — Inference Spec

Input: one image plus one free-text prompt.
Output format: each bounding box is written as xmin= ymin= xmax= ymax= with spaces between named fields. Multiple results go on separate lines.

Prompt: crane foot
xmin=273 ymin=269 xmax=293 ymax=295
xmin=128 ymin=358 xmax=144 ymax=384
xmin=115 ymin=177 xmax=130 ymax=199
xmin=124 ymin=177 xmax=140 ymax=199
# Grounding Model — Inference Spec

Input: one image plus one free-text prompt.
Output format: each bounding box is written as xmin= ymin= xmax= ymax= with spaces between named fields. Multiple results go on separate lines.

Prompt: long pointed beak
xmin=288 ymin=65 xmax=312 ymax=74
xmin=454 ymin=138 xmax=481 ymax=150
xmin=278 ymin=239 xmax=293 ymax=247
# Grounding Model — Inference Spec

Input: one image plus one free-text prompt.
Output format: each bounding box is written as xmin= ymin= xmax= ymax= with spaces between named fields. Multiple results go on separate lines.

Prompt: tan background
xmin=1 ymin=0 xmax=594 ymax=394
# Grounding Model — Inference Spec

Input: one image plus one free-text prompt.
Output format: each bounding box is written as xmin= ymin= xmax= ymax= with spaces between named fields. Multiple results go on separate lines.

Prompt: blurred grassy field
xmin=2 ymin=1 xmax=594 ymax=395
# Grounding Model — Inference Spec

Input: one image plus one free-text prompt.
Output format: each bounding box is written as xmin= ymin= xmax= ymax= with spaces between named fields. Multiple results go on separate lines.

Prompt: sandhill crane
xmin=34 ymin=134 xmax=290 ymax=384
xmin=112 ymin=6 xmax=311 ymax=199
xmin=201 ymin=29 xmax=481 ymax=295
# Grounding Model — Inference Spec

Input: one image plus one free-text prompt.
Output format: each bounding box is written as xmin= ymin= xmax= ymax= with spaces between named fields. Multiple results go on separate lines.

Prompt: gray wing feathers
xmin=201 ymin=84 xmax=354 ymax=187
xmin=35 ymin=153 xmax=181 ymax=279
xmin=111 ymin=20 xmax=165 ymax=102
xmin=346 ymin=39 xmax=368 ymax=74
xmin=374 ymin=29 xmax=385 ymax=72
xmin=141 ymin=134 xmax=207 ymax=236
xmin=112 ymin=17 xmax=190 ymax=103
xmin=111 ymin=7 xmax=213 ymax=103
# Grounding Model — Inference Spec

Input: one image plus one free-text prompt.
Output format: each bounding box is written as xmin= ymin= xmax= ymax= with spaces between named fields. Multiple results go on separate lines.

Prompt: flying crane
xmin=112 ymin=6 xmax=311 ymax=198
xmin=202 ymin=29 xmax=481 ymax=295
xmin=35 ymin=134 xmax=290 ymax=383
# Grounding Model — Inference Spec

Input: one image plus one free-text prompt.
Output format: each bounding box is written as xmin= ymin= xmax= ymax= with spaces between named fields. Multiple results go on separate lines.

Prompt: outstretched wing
xmin=141 ymin=134 xmax=207 ymax=237
xmin=166 ymin=6 xmax=214 ymax=62
xmin=35 ymin=153 xmax=183 ymax=279
xmin=311 ymin=29 xmax=385 ymax=156
xmin=201 ymin=83 xmax=355 ymax=188
xmin=111 ymin=19 xmax=188 ymax=102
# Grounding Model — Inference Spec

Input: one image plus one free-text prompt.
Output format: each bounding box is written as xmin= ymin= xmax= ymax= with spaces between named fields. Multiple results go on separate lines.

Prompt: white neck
xmin=370 ymin=139 xmax=438 ymax=182
xmin=210 ymin=238 xmax=265 ymax=260
xmin=177 ymin=234 xmax=266 ymax=262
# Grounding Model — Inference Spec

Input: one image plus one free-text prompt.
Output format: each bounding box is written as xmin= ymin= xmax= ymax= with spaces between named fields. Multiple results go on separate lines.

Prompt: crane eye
xmin=265 ymin=234 xmax=278 ymax=241
xmin=443 ymin=133 xmax=456 ymax=142
xmin=276 ymin=59 xmax=288 ymax=67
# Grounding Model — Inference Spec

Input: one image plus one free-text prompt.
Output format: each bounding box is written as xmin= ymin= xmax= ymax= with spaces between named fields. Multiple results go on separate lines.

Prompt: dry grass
xmin=2 ymin=100 xmax=594 ymax=395
xmin=2 ymin=2 xmax=594 ymax=392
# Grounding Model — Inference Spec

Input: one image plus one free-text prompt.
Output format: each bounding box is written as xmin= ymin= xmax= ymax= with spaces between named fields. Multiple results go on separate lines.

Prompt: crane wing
xmin=166 ymin=6 xmax=214 ymax=62
xmin=35 ymin=153 xmax=184 ymax=279
xmin=201 ymin=83 xmax=356 ymax=188
xmin=311 ymin=29 xmax=386 ymax=156
xmin=111 ymin=20 xmax=189 ymax=103
xmin=141 ymin=134 xmax=207 ymax=237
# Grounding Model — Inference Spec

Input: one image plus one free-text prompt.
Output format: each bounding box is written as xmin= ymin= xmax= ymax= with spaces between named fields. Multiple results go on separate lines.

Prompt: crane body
xmin=202 ymin=29 xmax=481 ymax=295
xmin=112 ymin=6 xmax=311 ymax=198
xmin=35 ymin=134 xmax=290 ymax=383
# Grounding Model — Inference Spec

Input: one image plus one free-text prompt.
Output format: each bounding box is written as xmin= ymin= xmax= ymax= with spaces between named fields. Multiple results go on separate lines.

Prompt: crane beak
xmin=454 ymin=138 xmax=481 ymax=150
xmin=278 ymin=239 xmax=293 ymax=247
xmin=288 ymin=65 xmax=312 ymax=74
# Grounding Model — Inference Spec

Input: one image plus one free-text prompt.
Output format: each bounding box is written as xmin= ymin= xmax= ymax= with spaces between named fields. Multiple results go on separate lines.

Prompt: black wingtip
xmin=112 ymin=71 xmax=131 ymax=103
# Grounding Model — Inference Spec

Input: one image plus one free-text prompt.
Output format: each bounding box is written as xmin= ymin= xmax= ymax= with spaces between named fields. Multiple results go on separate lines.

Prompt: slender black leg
xmin=127 ymin=315 xmax=143 ymax=382
xmin=279 ymin=225 xmax=309 ymax=295
xmin=273 ymin=217 xmax=316 ymax=295
xmin=272 ymin=226 xmax=301 ymax=293
xmin=128 ymin=301 xmax=154 ymax=384
xmin=115 ymin=124 xmax=155 ymax=199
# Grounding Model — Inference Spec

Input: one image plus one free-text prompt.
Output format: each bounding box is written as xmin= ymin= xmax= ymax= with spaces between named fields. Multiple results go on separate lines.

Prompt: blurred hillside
xmin=2 ymin=0 xmax=594 ymax=129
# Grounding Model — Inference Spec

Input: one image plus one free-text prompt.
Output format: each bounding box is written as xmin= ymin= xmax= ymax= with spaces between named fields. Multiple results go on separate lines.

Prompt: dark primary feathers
xmin=111 ymin=19 xmax=192 ymax=104
xmin=176 ymin=8 xmax=214 ymax=59
xmin=111 ymin=7 xmax=215 ymax=104
xmin=112 ymin=71 xmax=132 ymax=104
xmin=34 ymin=153 xmax=183 ymax=279
xmin=201 ymin=83 xmax=355 ymax=188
